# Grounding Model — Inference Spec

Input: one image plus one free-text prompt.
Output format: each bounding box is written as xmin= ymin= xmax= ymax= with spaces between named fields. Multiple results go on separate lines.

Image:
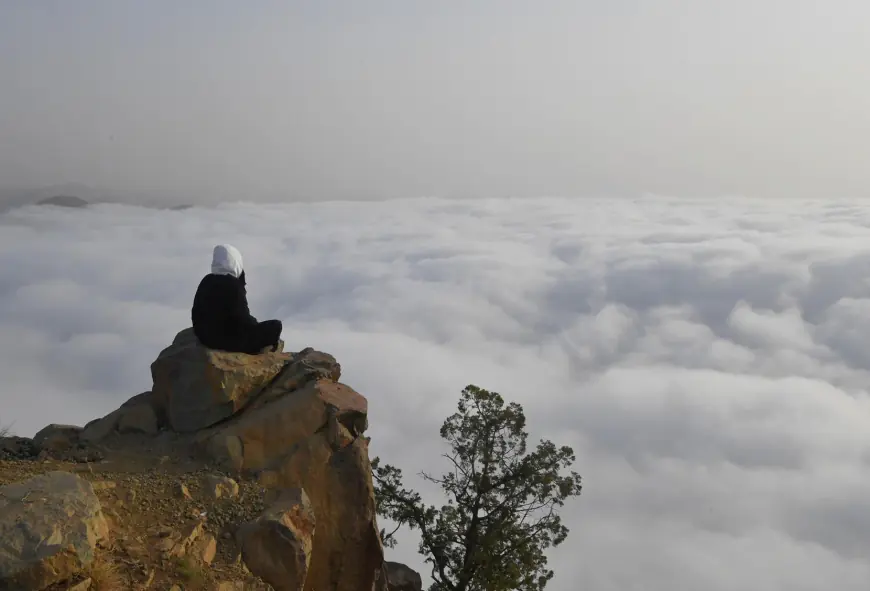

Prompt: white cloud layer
xmin=3 ymin=196 xmax=870 ymax=590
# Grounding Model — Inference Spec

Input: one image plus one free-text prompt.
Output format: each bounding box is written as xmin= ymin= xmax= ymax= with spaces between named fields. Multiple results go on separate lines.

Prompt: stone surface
xmin=0 ymin=471 xmax=109 ymax=590
xmin=0 ymin=436 xmax=37 ymax=460
xmin=90 ymin=480 xmax=116 ymax=491
xmin=68 ymin=577 xmax=93 ymax=591
xmin=174 ymin=482 xmax=192 ymax=500
xmin=80 ymin=409 xmax=124 ymax=443
xmin=190 ymin=532 xmax=218 ymax=565
xmin=205 ymin=378 xmax=367 ymax=473
xmin=150 ymin=328 xmax=293 ymax=432
xmin=247 ymin=347 xmax=342 ymax=411
xmin=81 ymin=392 xmax=157 ymax=442
xmin=237 ymin=488 xmax=315 ymax=591
xmin=151 ymin=521 xmax=205 ymax=559
xmin=32 ymin=424 xmax=81 ymax=452
xmin=203 ymin=474 xmax=239 ymax=499
xmin=118 ymin=390 xmax=155 ymax=410
xmin=257 ymin=432 xmax=383 ymax=591
xmin=207 ymin=435 xmax=244 ymax=473
xmin=3 ymin=328 xmax=382 ymax=591
xmin=116 ymin=402 xmax=158 ymax=434
xmin=385 ymin=562 xmax=423 ymax=591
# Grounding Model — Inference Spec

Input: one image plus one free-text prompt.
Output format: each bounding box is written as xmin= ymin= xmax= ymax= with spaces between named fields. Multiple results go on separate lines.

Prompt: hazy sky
xmin=3 ymin=0 xmax=870 ymax=203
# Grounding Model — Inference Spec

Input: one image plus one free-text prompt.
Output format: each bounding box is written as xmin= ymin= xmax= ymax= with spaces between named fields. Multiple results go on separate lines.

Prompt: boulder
xmin=116 ymin=402 xmax=158 ymax=434
xmin=81 ymin=392 xmax=158 ymax=442
xmin=0 ymin=436 xmax=37 ymax=460
xmin=150 ymin=328 xmax=294 ymax=432
xmin=257 ymin=428 xmax=383 ymax=591
xmin=42 ymin=326 xmax=384 ymax=591
xmin=385 ymin=562 xmax=423 ymax=591
xmin=150 ymin=521 xmax=206 ymax=559
xmin=182 ymin=339 xmax=381 ymax=591
xmin=246 ymin=347 xmax=342 ymax=410
xmin=174 ymin=482 xmax=193 ymax=500
xmin=81 ymin=412 xmax=122 ymax=443
xmin=0 ymin=471 xmax=109 ymax=590
xmin=237 ymin=488 xmax=316 ymax=591
xmin=202 ymin=474 xmax=239 ymax=499
xmin=205 ymin=378 xmax=367 ymax=473
xmin=32 ymin=424 xmax=81 ymax=453
xmin=190 ymin=532 xmax=218 ymax=566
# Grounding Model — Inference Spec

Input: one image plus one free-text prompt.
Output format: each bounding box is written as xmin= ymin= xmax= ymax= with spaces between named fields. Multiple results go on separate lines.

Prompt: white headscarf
xmin=210 ymin=244 xmax=244 ymax=278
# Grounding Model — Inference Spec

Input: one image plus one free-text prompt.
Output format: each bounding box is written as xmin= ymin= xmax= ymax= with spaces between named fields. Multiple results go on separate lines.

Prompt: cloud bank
xmin=2 ymin=196 xmax=870 ymax=590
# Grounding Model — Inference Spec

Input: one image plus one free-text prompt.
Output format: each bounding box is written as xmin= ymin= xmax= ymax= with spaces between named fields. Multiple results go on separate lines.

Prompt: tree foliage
xmin=373 ymin=385 xmax=583 ymax=591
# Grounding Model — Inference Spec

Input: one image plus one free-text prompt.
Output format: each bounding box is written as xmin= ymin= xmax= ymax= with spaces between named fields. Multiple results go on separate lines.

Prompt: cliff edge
xmin=0 ymin=328 xmax=421 ymax=591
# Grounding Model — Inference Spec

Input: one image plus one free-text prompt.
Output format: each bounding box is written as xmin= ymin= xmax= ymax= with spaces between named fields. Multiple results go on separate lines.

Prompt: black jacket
xmin=191 ymin=272 xmax=260 ymax=352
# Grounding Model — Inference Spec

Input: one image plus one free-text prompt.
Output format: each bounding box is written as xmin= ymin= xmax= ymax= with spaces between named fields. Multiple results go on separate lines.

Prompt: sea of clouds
xmin=2 ymin=196 xmax=870 ymax=590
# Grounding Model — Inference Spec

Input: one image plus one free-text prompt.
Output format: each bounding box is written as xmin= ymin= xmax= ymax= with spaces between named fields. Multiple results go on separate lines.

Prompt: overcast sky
xmin=4 ymin=0 xmax=870 ymax=203
xmin=4 ymin=197 xmax=870 ymax=589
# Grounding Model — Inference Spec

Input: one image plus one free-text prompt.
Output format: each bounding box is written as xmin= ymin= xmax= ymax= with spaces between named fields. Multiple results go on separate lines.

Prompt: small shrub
xmin=175 ymin=555 xmax=206 ymax=587
xmin=88 ymin=554 xmax=124 ymax=591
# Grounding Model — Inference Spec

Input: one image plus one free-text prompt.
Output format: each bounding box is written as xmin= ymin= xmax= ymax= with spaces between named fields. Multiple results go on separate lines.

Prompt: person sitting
xmin=191 ymin=244 xmax=283 ymax=354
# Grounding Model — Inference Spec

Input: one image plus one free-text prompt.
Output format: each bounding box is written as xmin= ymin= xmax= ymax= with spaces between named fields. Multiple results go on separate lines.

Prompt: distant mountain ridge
xmin=37 ymin=195 xmax=89 ymax=208
xmin=0 ymin=183 xmax=198 ymax=213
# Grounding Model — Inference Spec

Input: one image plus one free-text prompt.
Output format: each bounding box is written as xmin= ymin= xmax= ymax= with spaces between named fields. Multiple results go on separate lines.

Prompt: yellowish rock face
xmin=210 ymin=379 xmax=366 ymax=472
xmin=150 ymin=328 xmax=293 ymax=432
xmin=237 ymin=488 xmax=316 ymax=591
xmin=254 ymin=433 xmax=383 ymax=591
xmin=0 ymin=471 xmax=109 ymax=590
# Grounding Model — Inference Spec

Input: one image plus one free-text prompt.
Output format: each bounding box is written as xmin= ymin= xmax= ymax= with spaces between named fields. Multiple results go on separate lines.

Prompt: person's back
xmin=191 ymin=244 xmax=282 ymax=354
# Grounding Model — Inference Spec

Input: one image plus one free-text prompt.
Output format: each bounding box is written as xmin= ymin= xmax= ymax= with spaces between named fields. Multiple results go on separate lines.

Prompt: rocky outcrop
xmin=116 ymin=400 xmax=158 ymax=434
xmin=185 ymin=333 xmax=380 ymax=591
xmin=32 ymin=424 xmax=81 ymax=453
xmin=149 ymin=326 xmax=383 ymax=590
xmin=0 ymin=472 xmax=109 ymax=590
xmin=29 ymin=424 xmax=103 ymax=463
xmin=385 ymin=562 xmax=423 ymax=591
xmin=0 ymin=435 xmax=37 ymax=460
xmin=150 ymin=328 xmax=294 ymax=432
xmin=150 ymin=521 xmax=216 ymax=564
xmin=253 ymin=429 xmax=382 ymax=591
xmin=237 ymin=488 xmax=315 ymax=591
xmin=7 ymin=327 xmax=385 ymax=590
xmin=81 ymin=391 xmax=158 ymax=442
xmin=204 ymin=377 xmax=365 ymax=473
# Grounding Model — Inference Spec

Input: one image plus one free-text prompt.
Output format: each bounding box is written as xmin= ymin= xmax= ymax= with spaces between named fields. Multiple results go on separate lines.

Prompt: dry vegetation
xmin=1 ymin=444 xmax=272 ymax=590
xmin=87 ymin=554 xmax=124 ymax=591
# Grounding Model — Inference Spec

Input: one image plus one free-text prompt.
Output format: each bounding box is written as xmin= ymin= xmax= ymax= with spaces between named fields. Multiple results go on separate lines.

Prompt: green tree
xmin=373 ymin=385 xmax=583 ymax=591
